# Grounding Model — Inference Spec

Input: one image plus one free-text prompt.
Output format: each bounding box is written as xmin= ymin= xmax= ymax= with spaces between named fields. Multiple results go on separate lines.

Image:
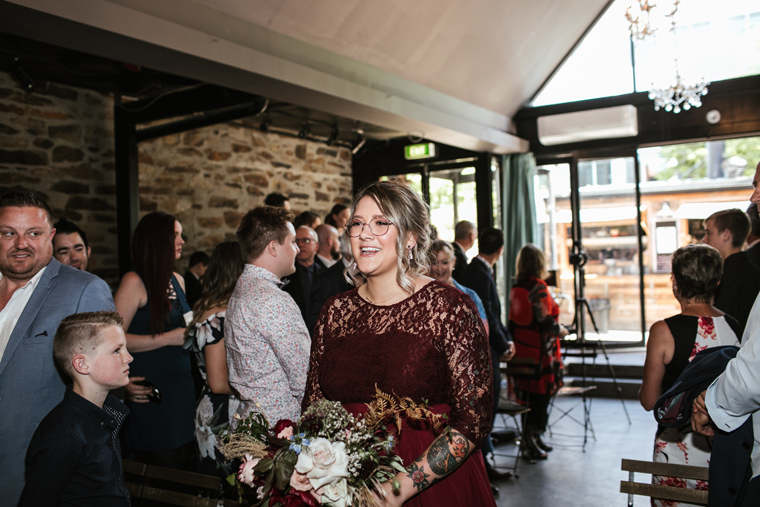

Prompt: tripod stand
xmin=554 ymin=249 xmax=632 ymax=450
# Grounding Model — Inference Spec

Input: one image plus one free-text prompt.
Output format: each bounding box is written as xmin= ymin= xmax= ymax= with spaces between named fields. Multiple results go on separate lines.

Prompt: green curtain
xmin=501 ymin=152 xmax=539 ymax=316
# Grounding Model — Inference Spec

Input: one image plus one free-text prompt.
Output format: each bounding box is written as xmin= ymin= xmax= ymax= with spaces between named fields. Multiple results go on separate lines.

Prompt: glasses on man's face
xmin=295 ymin=238 xmax=313 ymax=246
xmin=346 ymin=218 xmax=394 ymax=238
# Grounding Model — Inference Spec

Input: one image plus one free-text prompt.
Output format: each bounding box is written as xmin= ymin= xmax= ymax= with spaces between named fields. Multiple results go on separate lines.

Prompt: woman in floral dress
xmin=184 ymin=241 xmax=244 ymax=476
xmin=640 ymin=244 xmax=741 ymax=506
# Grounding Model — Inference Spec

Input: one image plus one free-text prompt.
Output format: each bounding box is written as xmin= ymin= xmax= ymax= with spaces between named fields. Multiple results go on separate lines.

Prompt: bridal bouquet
xmin=219 ymin=389 xmax=447 ymax=507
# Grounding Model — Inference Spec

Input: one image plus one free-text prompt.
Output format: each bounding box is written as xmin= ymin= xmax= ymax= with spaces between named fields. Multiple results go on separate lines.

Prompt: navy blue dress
xmin=123 ymin=274 xmax=195 ymax=453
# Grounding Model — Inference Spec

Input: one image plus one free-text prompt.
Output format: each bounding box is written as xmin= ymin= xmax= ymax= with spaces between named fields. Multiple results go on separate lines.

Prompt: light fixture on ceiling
xmin=9 ymin=57 xmax=35 ymax=92
xmin=627 ymin=0 xmax=709 ymax=114
xmin=326 ymin=125 xmax=338 ymax=146
xmin=298 ymin=121 xmax=310 ymax=139
xmin=648 ymin=66 xmax=708 ymax=113
xmin=625 ymin=0 xmax=656 ymax=40
xmin=259 ymin=115 xmax=271 ymax=132
xmin=351 ymin=136 xmax=366 ymax=155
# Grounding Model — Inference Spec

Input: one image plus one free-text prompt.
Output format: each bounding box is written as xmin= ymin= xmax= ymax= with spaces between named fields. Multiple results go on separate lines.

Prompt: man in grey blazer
xmin=0 ymin=190 xmax=115 ymax=505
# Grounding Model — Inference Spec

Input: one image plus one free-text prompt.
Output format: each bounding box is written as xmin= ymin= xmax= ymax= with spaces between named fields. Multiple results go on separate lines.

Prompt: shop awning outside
xmin=673 ymin=201 xmax=750 ymax=219
xmin=541 ymin=205 xmax=641 ymax=224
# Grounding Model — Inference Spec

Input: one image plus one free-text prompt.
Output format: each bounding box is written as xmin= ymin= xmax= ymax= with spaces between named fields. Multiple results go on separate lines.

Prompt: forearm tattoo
xmin=405 ymin=430 xmax=471 ymax=494
xmin=406 ymin=462 xmax=431 ymax=492
xmin=427 ymin=432 xmax=469 ymax=475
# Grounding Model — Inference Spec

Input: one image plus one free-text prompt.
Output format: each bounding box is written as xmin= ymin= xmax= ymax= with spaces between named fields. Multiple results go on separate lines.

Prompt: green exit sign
xmin=404 ymin=143 xmax=436 ymax=160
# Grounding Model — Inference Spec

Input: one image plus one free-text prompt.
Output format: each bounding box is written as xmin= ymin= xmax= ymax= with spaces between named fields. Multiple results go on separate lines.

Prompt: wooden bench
xmin=620 ymin=458 xmax=708 ymax=506
xmin=124 ymin=460 xmax=243 ymax=507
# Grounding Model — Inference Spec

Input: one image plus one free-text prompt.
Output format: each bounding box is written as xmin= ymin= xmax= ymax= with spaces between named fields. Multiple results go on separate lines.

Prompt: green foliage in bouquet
xmin=219 ymin=390 xmax=448 ymax=507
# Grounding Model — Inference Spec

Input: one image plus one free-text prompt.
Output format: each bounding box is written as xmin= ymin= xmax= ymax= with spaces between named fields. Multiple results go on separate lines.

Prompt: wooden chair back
xmin=620 ymin=458 xmax=708 ymax=506
xmin=124 ymin=459 xmax=242 ymax=507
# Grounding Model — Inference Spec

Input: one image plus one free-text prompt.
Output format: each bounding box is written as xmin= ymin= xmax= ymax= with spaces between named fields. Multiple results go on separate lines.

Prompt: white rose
xmin=320 ymin=478 xmax=349 ymax=507
xmin=293 ymin=438 xmax=349 ymax=490
xmin=195 ymin=396 xmax=217 ymax=459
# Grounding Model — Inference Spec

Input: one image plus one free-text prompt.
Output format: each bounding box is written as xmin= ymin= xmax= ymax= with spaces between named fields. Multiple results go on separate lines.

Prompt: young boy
xmin=18 ymin=311 xmax=133 ymax=506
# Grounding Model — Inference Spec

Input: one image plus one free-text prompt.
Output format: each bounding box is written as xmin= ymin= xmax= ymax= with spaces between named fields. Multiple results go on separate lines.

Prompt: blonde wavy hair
xmin=344 ymin=181 xmax=431 ymax=294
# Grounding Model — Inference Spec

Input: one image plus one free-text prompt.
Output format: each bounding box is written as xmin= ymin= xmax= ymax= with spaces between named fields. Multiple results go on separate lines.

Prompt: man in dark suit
xmin=745 ymin=203 xmax=760 ymax=270
xmin=452 ymin=220 xmax=477 ymax=282
xmin=0 ymin=190 xmax=115 ymax=505
xmin=183 ymin=250 xmax=209 ymax=308
xmin=283 ymin=226 xmax=326 ymax=322
xmin=702 ymin=208 xmax=760 ymax=335
xmin=459 ymin=227 xmax=515 ymax=483
xmin=308 ymin=234 xmax=354 ymax=334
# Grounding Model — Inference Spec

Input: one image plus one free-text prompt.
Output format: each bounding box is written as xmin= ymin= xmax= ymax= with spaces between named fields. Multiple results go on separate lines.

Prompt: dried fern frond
xmin=363 ymin=385 xmax=449 ymax=436
xmin=218 ymin=433 xmax=268 ymax=461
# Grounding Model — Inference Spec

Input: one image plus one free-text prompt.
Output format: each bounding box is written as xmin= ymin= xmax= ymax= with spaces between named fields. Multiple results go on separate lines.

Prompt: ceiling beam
xmin=1 ymin=0 xmax=528 ymax=153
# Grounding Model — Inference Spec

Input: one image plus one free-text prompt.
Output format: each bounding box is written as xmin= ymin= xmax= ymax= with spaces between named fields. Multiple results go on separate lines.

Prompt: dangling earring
xmin=408 ymin=246 xmax=413 ymax=261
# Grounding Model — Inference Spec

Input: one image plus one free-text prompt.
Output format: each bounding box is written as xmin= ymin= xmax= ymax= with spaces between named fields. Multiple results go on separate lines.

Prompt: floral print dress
xmin=184 ymin=311 xmax=240 ymax=476
xmin=652 ymin=315 xmax=740 ymax=507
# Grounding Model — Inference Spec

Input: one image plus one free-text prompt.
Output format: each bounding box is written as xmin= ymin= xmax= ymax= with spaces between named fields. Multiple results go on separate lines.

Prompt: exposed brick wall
xmin=138 ymin=123 xmax=353 ymax=258
xmin=0 ymin=71 xmax=353 ymax=288
xmin=0 ymin=72 xmax=119 ymax=284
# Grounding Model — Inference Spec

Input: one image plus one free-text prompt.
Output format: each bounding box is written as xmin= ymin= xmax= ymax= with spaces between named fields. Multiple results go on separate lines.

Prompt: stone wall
xmin=138 ymin=123 xmax=353 ymax=260
xmin=0 ymin=71 xmax=353 ymax=288
xmin=0 ymin=71 xmax=119 ymax=284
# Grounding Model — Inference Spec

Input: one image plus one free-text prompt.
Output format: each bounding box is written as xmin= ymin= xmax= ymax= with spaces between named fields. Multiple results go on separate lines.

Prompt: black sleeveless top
xmin=661 ymin=313 xmax=742 ymax=393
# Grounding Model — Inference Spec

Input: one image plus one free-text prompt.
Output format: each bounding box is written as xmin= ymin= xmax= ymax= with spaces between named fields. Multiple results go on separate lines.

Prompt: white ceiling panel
xmin=3 ymin=0 xmax=611 ymax=152
xmin=187 ymin=0 xmax=610 ymax=114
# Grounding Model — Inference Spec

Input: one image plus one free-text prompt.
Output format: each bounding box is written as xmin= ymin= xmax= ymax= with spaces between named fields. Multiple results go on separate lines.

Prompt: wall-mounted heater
xmin=537 ymin=105 xmax=638 ymax=146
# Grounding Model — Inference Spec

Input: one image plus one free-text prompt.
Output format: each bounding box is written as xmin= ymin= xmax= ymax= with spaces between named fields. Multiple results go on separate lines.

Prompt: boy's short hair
xmin=53 ymin=218 xmax=89 ymax=248
xmin=707 ymin=208 xmax=751 ymax=248
xmin=53 ymin=312 xmax=124 ymax=378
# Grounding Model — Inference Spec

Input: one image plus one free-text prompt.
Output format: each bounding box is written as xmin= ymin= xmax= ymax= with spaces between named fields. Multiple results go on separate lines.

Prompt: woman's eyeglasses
xmin=345 ymin=218 xmax=394 ymax=237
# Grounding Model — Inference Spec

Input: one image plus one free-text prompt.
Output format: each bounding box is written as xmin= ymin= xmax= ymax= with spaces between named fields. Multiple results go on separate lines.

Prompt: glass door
xmin=381 ymin=165 xmax=480 ymax=250
xmin=575 ymin=156 xmax=644 ymax=344
xmin=535 ymin=157 xmax=645 ymax=345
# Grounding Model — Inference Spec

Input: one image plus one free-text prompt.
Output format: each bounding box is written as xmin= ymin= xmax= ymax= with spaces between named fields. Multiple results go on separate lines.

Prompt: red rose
xmin=268 ymin=487 xmax=318 ymax=507
xmin=274 ymin=419 xmax=296 ymax=436
xmin=288 ymin=489 xmax=320 ymax=506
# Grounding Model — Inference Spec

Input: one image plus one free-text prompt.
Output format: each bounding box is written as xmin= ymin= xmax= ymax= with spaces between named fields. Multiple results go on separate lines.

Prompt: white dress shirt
xmin=316 ymin=254 xmax=337 ymax=269
xmin=0 ymin=266 xmax=47 ymax=363
xmin=706 ymin=291 xmax=760 ymax=479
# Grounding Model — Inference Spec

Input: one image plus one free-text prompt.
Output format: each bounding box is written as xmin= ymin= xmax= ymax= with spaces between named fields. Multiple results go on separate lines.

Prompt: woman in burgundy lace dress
xmin=303 ymin=181 xmax=495 ymax=506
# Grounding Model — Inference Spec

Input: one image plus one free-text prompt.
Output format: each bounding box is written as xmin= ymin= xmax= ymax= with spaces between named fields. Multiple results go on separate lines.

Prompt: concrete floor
xmin=490 ymin=394 xmax=656 ymax=506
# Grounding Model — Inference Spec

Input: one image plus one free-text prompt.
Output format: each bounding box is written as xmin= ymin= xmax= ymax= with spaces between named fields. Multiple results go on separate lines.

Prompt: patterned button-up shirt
xmin=225 ymin=264 xmax=310 ymax=424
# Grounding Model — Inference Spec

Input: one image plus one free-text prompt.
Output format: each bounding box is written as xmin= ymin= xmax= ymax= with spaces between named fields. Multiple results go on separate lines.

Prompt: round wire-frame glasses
xmin=345 ymin=218 xmax=394 ymax=237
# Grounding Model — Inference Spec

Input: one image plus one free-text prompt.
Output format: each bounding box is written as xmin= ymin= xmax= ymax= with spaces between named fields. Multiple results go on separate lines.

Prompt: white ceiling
xmin=192 ymin=0 xmax=610 ymax=115
xmin=3 ymin=0 xmax=611 ymax=153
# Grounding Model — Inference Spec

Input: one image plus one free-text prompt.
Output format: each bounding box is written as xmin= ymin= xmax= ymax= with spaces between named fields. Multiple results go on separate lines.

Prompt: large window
xmin=533 ymin=0 xmax=760 ymax=107
xmin=534 ymin=134 xmax=760 ymax=344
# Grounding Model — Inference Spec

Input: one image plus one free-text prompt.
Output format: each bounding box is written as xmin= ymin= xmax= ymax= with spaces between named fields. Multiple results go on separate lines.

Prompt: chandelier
xmin=648 ymin=68 xmax=709 ymax=113
xmin=627 ymin=0 xmax=710 ymax=113
xmin=625 ymin=0 xmax=656 ymax=40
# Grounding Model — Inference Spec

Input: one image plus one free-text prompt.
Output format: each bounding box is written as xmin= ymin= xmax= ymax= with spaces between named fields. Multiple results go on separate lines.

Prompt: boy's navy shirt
xmin=18 ymin=386 xmax=131 ymax=506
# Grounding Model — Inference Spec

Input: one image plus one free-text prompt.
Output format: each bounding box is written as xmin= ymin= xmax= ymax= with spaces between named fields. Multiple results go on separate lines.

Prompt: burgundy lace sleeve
xmin=440 ymin=290 xmax=494 ymax=446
